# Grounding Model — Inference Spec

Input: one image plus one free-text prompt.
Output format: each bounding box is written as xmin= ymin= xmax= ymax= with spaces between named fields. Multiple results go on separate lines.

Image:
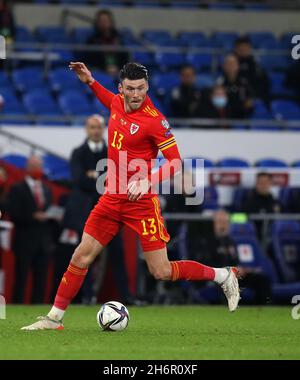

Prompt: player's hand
xmin=33 ymin=211 xmax=48 ymax=222
xmin=69 ymin=62 xmax=94 ymax=84
xmin=127 ymin=178 xmax=151 ymax=202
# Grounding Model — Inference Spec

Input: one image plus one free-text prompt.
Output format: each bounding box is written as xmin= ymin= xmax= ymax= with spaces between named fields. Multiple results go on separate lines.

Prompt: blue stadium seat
xmin=196 ymin=74 xmax=215 ymax=89
xmin=155 ymin=52 xmax=185 ymax=69
xmin=177 ymin=32 xmax=209 ymax=48
xmin=0 ymin=72 xmax=10 ymax=86
xmin=120 ymin=28 xmax=141 ymax=47
xmin=142 ymin=30 xmax=173 ymax=46
xmin=152 ymin=72 xmax=180 ymax=95
xmin=269 ymin=72 xmax=295 ymax=97
xmin=92 ymin=71 xmax=118 ymax=93
xmin=92 ymin=98 xmax=111 ymax=118
xmin=186 ymin=53 xmax=213 ymax=71
xmin=23 ymin=89 xmax=62 ymax=115
xmin=217 ymin=157 xmax=250 ymax=168
xmin=202 ymin=186 xmax=218 ymax=210
xmin=247 ymin=32 xmax=277 ymax=48
xmin=260 ymin=55 xmax=289 ymax=71
xmin=71 ymin=28 xmax=92 ymax=44
xmin=255 ymin=158 xmax=288 ymax=168
xmin=293 ymin=160 xmax=300 ymax=167
xmin=211 ymin=31 xmax=239 ymax=49
xmin=232 ymin=187 xmax=251 ymax=212
xmin=12 ymin=68 xmax=46 ymax=93
xmin=36 ymin=26 xmax=71 ymax=43
xmin=132 ymin=51 xmax=155 ymax=66
xmin=59 ymin=91 xmax=95 ymax=116
xmin=271 ymin=100 xmax=300 ymax=120
xmin=15 ymin=26 xmax=36 ymax=43
xmin=48 ymin=68 xmax=84 ymax=93
xmin=1 ymin=154 xmax=27 ymax=169
xmin=279 ymin=187 xmax=300 ymax=212
xmin=230 ymin=222 xmax=278 ymax=282
xmin=271 ymin=221 xmax=300 ymax=282
xmin=280 ymin=32 xmax=300 ymax=49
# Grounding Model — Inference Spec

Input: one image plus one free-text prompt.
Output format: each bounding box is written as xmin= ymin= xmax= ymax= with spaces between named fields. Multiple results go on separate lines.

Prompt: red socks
xmin=170 ymin=260 xmax=215 ymax=281
xmin=54 ymin=263 xmax=88 ymax=310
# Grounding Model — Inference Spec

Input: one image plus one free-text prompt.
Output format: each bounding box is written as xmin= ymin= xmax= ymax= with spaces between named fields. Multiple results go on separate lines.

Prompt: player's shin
xmin=48 ymin=263 xmax=88 ymax=321
xmin=170 ymin=260 xmax=228 ymax=283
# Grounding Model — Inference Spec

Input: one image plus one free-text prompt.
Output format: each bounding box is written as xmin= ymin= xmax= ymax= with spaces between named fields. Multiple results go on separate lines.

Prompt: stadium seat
xmin=196 ymin=74 xmax=215 ymax=89
xmin=269 ymin=72 xmax=295 ymax=97
xmin=202 ymin=186 xmax=218 ymax=210
xmin=132 ymin=51 xmax=155 ymax=66
xmin=92 ymin=98 xmax=111 ymax=118
xmin=231 ymin=187 xmax=251 ymax=212
xmin=0 ymin=72 xmax=10 ymax=87
xmin=152 ymin=72 xmax=180 ymax=95
xmin=48 ymin=68 xmax=84 ymax=93
xmin=155 ymin=52 xmax=185 ymax=69
xmin=247 ymin=32 xmax=277 ymax=48
xmin=142 ymin=30 xmax=173 ymax=46
xmin=71 ymin=28 xmax=92 ymax=44
xmin=92 ymin=71 xmax=118 ymax=93
xmin=271 ymin=221 xmax=300 ymax=282
xmin=271 ymin=100 xmax=300 ymax=121
xmin=35 ymin=26 xmax=71 ymax=43
xmin=260 ymin=55 xmax=289 ymax=71
xmin=12 ymin=68 xmax=46 ymax=93
xmin=23 ymin=89 xmax=62 ymax=115
xmin=230 ymin=222 xmax=278 ymax=282
xmin=59 ymin=91 xmax=95 ymax=116
xmin=217 ymin=157 xmax=250 ymax=168
xmin=293 ymin=160 xmax=300 ymax=167
xmin=279 ymin=187 xmax=300 ymax=213
xmin=15 ymin=26 xmax=36 ymax=43
xmin=177 ymin=32 xmax=209 ymax=48
xmin=211 ymin=31 xmax=238 ymax=49
xmin=255 ymin=158 xmax=288 ymax=168
xmin=186 ymin=53 xmax=213 ymax=71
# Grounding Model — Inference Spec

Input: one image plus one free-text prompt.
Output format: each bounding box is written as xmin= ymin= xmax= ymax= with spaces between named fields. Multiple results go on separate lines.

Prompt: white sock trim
xmin=47 ymin=306 xmax=65 ymax=322
xmin=213 ymin=268 xmax=229 ymax=284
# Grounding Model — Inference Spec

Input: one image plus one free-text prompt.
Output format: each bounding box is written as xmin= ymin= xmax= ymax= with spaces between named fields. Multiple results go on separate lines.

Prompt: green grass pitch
xmin=1 ymin=305 xmax=300 ymax=359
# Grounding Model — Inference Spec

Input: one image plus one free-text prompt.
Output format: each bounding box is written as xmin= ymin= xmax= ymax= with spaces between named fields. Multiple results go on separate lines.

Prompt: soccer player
xmin=21 ymin=62 xmax=240 ymax=330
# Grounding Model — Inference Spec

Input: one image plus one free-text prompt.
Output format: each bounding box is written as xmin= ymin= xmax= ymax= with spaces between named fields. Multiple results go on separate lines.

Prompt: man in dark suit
xmin=8 ymin=156 xmax=53 ymax=304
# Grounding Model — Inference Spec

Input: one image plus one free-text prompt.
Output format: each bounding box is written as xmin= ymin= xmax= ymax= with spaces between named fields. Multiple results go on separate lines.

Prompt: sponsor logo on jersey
xmin=130 ymin=123 xmax=140 ymax=135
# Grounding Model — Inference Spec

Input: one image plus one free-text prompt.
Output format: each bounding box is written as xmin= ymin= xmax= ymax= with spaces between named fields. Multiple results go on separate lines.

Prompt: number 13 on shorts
xmin=141 ymin=218 xmax=157 ymax=235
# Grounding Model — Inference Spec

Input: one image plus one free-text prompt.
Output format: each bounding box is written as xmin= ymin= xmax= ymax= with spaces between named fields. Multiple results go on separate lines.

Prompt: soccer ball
xmin=97 ymin=301 xmax=130 ymax=331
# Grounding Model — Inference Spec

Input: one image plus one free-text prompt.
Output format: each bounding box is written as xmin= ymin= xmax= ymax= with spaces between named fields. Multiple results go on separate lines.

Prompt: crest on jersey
xmin=130 ymin=123 xmax=140 ymax=135
xmin=161 ymin=119 xmax=170 ymax=129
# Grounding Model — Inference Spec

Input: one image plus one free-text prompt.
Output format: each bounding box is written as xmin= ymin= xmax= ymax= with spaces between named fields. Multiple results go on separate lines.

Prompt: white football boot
xmin=21 ymin=316 xmax=64 ymax=331
xmin=221 ymin=267 xmax=241 ymax=312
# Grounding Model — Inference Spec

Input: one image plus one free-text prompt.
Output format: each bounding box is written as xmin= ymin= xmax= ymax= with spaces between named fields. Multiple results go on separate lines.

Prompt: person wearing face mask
xmin=198 ymin=84 xmax=238 ymax=128
xmin=7 ymin=155 xmax=53 ymax=304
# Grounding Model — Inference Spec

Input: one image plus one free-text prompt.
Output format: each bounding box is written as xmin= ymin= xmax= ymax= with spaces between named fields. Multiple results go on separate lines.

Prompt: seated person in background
xmin=86 ymin=9 xmax=129 ymax=75
xmin=190 ymin=210 xmax=272 ymax=305
xmin=198 ymin=84 xmax=240 ymax=128
xmin=0 ymin=165 xmax=8 ymax=216
xmin=242 ymin=172 xmax=281 ymax=214
xmin=170 ymin=65 xmax=202 ymax=118
xmin=234 ymin=36 xmax=270 ymax=105
xmin=217 ymin=54 xmax=254 ymax=118
xmin=0 ymin=0 xmax=15 ymax=41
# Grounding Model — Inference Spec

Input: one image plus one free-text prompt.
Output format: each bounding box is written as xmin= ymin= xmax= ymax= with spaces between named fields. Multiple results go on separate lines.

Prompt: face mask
xmin=27 ymin=169 xmax=43 ymax=180
xmin=212 ymin=96 xmax=228 ymax=109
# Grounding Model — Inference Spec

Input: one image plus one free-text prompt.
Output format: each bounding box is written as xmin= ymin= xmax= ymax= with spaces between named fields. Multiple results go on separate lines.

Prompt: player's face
xmin=119 ymin=78 xmax=149 ymax=111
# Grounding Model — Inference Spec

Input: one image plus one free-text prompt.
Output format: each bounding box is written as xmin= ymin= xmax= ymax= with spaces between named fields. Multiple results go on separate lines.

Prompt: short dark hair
xmin=119 ymin=62 xmax=149 ymax=82
xmin=256 ymin=172 xmax=272 ymax=180
xmin=234 ymin=36 xmax=252 ymax=47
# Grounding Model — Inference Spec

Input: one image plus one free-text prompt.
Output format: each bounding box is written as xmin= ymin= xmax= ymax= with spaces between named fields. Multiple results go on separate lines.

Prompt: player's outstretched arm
xmin=69 ymin=62 xmax=114 ymax=110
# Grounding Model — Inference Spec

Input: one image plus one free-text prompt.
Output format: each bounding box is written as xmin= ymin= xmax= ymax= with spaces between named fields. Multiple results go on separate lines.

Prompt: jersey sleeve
xmin=151 ymin=117 xmax=177 ymax=153
xmin=89 ymin=80 xmax=115 ymax=110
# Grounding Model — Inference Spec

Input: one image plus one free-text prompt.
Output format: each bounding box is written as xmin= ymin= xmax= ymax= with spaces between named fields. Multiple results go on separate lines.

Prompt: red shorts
xmin=84 ymin=194 xmax=170 ymax=252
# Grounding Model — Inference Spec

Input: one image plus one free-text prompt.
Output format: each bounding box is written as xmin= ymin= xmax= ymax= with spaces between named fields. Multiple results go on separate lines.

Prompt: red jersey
xmin=89 ymin=80 xmax=181 ymax=198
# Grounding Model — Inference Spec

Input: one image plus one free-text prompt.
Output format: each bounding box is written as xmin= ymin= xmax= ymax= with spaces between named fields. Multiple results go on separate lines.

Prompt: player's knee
xmin=150 ymin=264 xmax=171 ymax=281
xmin=72 ymin=244 xmax=93 ymax=268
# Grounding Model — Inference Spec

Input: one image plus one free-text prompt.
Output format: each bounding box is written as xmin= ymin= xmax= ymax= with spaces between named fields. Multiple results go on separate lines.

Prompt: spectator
xmin=0 ymin=0 xmax=15 ymax=41
xmin=234 ymin=36 xmax=270 ymax=104
xmin=217 ymin=54 xmax=254 ymax=118
xmin=0 ymin=165 xmax=8 ymax=215
xmin=170 ymin=65 xmax=202 ymax=118
xmin=8 ymin=156 xmax=54 ymax=304
xmin=242 ymin=172 xmax=280 ymax=214
xmin=286 ymin=60 xmax=300 ymax=104
xmin=86 ymin=9 xmax=128 ymax=74
xmin=191 ymin=210 xmax=272 ymax=305
xmin=198 ymin=84 xmax=239 ymax=128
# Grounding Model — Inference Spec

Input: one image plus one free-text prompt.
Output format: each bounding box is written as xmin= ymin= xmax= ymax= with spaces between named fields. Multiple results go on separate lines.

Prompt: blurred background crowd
xmin=0 ymin=0 xmax=300 ymax=307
